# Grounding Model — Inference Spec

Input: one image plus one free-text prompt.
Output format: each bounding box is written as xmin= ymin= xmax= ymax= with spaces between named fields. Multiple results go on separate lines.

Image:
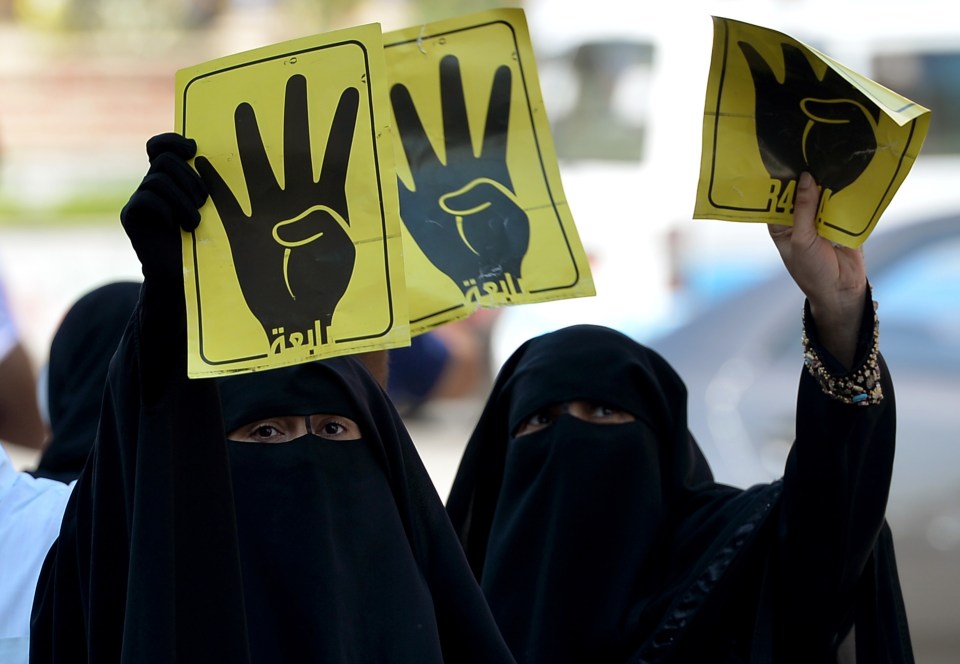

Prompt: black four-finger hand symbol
xmin=195 ymin=74 xmax=358 ymax=349
xmin=391 ymin=54 xmax=529 ymax=299
xmin=738 ymin=41 xmax=880 ymax=197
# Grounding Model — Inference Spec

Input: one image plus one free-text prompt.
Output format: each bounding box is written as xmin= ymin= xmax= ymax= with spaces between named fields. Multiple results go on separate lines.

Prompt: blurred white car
xmin=493 ymin=0 xmax=960 ymax=374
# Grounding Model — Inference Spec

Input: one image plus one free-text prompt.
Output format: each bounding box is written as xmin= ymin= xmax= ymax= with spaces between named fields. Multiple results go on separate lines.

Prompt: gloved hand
xmin=121 ymin=133 xmax=208 ymax=286
xmin=120 ymin=133 xmax=208 ymax=389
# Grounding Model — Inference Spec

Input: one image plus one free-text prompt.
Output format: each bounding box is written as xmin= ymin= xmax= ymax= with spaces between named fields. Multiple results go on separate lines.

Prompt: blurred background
xmin=1 ymin=0 xmax=957 ymax=660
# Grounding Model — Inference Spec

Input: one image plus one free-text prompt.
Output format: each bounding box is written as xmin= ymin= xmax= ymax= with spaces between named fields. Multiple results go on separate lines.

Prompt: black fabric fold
xmin=31 ymin=281 xmax=141 ymax=483
xmin=31 ymin=292 xmax=514 ymax=663
xmin=447 ymin=322 xmax=913 ymax=663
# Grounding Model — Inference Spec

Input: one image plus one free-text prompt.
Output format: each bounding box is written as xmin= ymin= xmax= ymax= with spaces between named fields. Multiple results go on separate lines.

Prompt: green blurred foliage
xmin=8 ymin=0 xmax=523 ymax=32
xmin=0 ymin=190 xmax=131 ymax=226
xmin=409 ymin=0 xmax=522 ymax=22
xmin=0 ymin=0 xmax=527 ymax=226
xmin=11 ymin=0 xmax=225 ymax=30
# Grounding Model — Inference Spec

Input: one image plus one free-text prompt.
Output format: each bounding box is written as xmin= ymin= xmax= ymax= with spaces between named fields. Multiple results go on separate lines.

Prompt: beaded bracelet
xmin=801 ymin=307 xmax=883 ymax=406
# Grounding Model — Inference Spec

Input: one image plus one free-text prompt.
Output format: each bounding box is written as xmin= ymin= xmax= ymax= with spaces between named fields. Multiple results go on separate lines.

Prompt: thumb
xmin=273 ymin=205 xmax=344 ymax=247
xmin=790 ymin=171 xmax=820 ymax=246
xmin=440 ymin=178 xmax=517 ymax=216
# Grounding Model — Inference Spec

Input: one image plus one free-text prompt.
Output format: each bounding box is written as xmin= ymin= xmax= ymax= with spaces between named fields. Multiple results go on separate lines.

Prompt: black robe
xmin=30 ymin=274 xmax=515 ymax=662
xmin=446 ymin=307 xmax=912 ymax=663
xmin=31 ymin=281 xmax=141 ymax=484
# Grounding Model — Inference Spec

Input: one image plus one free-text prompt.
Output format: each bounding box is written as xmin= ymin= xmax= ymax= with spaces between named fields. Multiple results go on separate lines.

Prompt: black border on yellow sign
xmin=386 ymin=20 xmax=586 ymax=326
xmin=181 ymin=40 xmax=398 ymax=366
xmin=704 ymin=20 xmax=927 ymax=239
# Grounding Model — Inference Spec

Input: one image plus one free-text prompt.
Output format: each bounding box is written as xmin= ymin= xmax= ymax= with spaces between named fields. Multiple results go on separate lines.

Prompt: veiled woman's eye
xmin=254 ymin=424 xmax=281 ymax=438
xmin=588 ymin=403 xmax=617 ymax=418
xmin=309 ymin=415 xmax=362 ymax=440
xmin=571 ymin=400 xmax=636 ymax=425
xmin=513 ymin=405 xmax=562 ymax=437
xmin=228 ymin=416 xmax=305 ymax=444
xmin=319 ymin=421 xmax=345 ymax=436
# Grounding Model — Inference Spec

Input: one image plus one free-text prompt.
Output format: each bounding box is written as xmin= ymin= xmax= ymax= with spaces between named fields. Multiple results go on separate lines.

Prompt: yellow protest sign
xmin=695 ymin=16 xmax=930 ymax=247
xmin=175 ymin=24 xmax=409 ymax=378
xmin=385 ymin=9 xmax=594 ymax=332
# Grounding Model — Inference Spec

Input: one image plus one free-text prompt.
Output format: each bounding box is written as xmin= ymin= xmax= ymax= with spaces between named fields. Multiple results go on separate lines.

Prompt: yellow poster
xmin=695 ymin=16 xmax=931 ymax=247
xmin=385 ymin=9 xmax=594 ymax=332
xmin=175 ymin=24 xmax=409 ymax=378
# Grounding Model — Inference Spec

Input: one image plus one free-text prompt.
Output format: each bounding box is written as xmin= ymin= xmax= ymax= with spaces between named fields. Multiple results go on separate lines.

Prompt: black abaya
xmin=30 ymin=242 xmax=514 ymax=663
xmin=446 ymin=312 xmax=913 ymax=663
xmin=31 ymin=281 xmax=141 ymax=483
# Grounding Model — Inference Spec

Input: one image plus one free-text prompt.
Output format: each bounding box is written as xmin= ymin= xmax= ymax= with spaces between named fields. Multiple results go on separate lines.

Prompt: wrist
xmin=804 ymin=283 xmax=873 ymax=371
xmin=806 ymin=280 xmax=867 ymax=330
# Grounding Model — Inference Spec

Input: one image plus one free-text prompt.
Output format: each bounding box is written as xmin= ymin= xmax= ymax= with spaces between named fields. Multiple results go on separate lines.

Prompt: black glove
xmin=121 ymin=133 xmax=208 ymax=286
xmin=120 ymin=133 xmax=208 ymax=392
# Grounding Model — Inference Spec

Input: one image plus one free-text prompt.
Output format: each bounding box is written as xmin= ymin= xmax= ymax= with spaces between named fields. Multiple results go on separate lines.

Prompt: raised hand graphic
xmin=391 ymin=54 xmax=529 ymax=298
xmin=737 ymin=41 xmax=880 ymax=197
xmin=195 ymin=74 xmax=358 ymax=349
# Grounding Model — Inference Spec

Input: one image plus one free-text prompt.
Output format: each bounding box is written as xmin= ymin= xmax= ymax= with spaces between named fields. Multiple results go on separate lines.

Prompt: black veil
xmin=447 ymin=323 xmax=913 ymax=663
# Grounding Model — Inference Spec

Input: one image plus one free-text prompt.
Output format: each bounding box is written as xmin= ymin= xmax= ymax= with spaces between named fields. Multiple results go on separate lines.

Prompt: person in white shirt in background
xmin=0 ymin=444 xmax=72 ymax=664
xmin=0 ymin=268 xmax=70 ymax=664
xmin=0 ymin=279 xmax=138 ymax=662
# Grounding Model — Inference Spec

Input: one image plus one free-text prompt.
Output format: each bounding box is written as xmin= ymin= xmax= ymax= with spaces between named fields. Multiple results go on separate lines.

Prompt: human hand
xmin=737 ymin=42 xmax=880 ymax=197
xmin=391 ymin=55 xmax=529 ymax=298
xmin=769 ymin=172 xmax=867 ymax=367
xmin=195 ymin=74 xmax=358 ymax=347
xmin=121 ymin=133 xmax=207 ymax=286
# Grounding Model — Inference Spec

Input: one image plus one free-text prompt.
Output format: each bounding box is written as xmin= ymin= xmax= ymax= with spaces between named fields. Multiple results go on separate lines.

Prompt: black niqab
xmin=217 ymin=359 xmax=463 ymax=662
xmin=31 ymin=281 xmax=141 ymax=483
xmin=447 ymin=323 xmax=913 ymax=663
xmin=450 ymin=325 xmax=716 ymax=577
xmin=449 ymin=325 xmax=737 ymax=661
xmin=31 ymin=293 xmax=515 ymax=663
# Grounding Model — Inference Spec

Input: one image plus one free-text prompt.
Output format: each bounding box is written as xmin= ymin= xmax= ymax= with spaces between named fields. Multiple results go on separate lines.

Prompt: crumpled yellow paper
xmin=695 ymin=16 xmax=930 ymax=247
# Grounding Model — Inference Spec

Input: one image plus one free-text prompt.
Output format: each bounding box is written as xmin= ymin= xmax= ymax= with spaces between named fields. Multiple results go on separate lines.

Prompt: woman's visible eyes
xmin=228 ymin=417 xmax=304 ymax=444
xmin=576 ymin=401 xmax=635 ymax=425
xmin=228 ymin=414 xmax=362 ymax=443
xmin=253 ymin=424 xmax=282 ymax=439
xmin=513 ymin=401 xmax=636 ymax=437
xmin=589 ymin=403 xmax=619 ymax=418
xmin=514 ymin=406 xmax=561 ymax=438
xmin=309 ymin=415 xmax=362 ymax=441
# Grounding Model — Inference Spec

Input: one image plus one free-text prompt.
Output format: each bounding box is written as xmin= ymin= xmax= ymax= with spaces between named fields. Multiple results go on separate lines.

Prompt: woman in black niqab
xmin=218 ymin=357 xmax=511 ymax=662
xmin=447 ymin=175 xmax=914 ymax=663
xmin=448 ymin=325 xmax=768 ymax=662
xmin=29 ymin=134 xmax=514 ymax=664
xmin=31 ymin=281 xmax=141 ymax=483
